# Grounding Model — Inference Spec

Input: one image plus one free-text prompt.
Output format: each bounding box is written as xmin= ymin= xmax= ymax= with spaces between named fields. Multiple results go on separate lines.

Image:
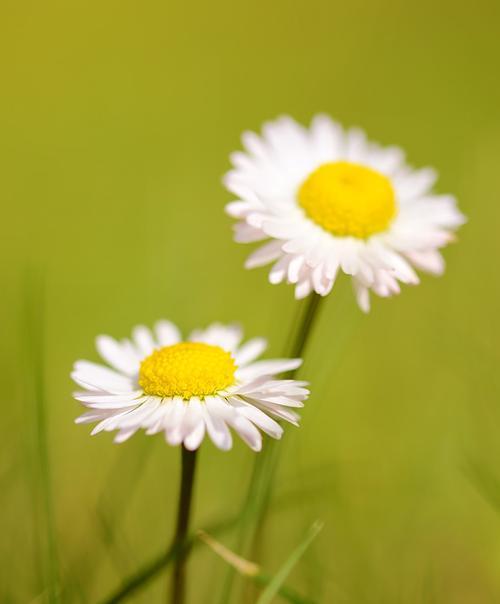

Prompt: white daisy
xmin=224 ymin=114 xmax=466 ymax=312
xmin=72 ymin=320 xmax=309 ymax=451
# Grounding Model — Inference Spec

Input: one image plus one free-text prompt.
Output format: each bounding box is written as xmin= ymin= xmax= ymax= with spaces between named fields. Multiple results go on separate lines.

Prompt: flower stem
xmin=288 ymin=291 xmax=324 ymax=360
xmin=248 ymin=292 xmax=324 ymax=523
xmin=170 ymin=446 xmax=198 ymax=604
xmin=219 ymin=293 xmax=324 ymax=603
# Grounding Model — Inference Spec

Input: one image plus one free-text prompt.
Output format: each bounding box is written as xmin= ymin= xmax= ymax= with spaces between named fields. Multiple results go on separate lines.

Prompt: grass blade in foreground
xmin=198 ymin=530 xmax=316 ymax=604
xmin=23 ymin=269 xmax=60 ymax=603
xmin=463 ymin=457 xmax=500 ymax=513
xmin=256 ymin=521 xmax=323 ymax=604
xmin=99 ymin=515 xmax=236 ymax=604
xmin=99 ymin=475 xmax=330 ymax=603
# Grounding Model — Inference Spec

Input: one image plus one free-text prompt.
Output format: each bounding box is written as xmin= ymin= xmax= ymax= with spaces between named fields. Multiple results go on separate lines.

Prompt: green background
xmin=2 ymin=0 xmax=500 ymax=602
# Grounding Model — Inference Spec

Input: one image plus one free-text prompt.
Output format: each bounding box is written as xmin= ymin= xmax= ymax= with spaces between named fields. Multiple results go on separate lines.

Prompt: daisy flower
xmin=224 ymin=114 xmax=465 ymax=312
xmin=72 ymin=320 xmax=309 ymax=451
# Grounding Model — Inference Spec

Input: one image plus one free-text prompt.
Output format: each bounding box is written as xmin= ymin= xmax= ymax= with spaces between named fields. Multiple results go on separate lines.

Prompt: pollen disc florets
xmin=298 ymin=161 xmax=397 ymax=238
xmin=139 ymin=342 xmax=237 ymax=399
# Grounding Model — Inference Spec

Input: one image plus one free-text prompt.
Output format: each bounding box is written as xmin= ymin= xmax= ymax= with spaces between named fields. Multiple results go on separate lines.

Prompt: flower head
xmin=72 ymin=320 xmax=309 ymax=451
xmin=224 ymin=115 xmax=465 ymax=311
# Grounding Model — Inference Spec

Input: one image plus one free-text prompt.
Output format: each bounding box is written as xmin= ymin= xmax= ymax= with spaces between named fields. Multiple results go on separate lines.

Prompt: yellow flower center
xmin=298 ymin=161 xmax=397 ymax=238
xmin=139 ymin=342 xmax=237 ymax=399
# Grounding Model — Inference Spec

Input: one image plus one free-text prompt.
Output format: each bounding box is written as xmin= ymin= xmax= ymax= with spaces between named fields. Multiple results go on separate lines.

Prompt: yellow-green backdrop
xmin=1 ymin=0 xmax=500 ymax=602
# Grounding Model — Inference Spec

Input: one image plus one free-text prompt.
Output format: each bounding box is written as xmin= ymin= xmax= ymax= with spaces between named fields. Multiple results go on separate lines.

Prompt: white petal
xmin=230 ymin=374 xmax=275 ymax=395
xmin=246 ymin=383 xmax=309 ymax=400
xmin=184 ymin=421 xmax=205 ymax=450
xmin=165 ymin=398 xmax=187 ymax=446
xmin=72 ymin=361 xmax=134 ymax=393
xmin=230 ymin=415 xmax=262 ymax=452
xmin=182 ymin=398 xmax=206 ymax=450
xmin=114 ymin=427 xmax=139 ymax=443
xmin=405 ymin=249 xmax=445 ymax=275
xmin=202 ymin=397 xmax=233 ymax=450
xmin=144 ymin=401 xmax=174 ymax=434
xmin=204 ymin=395 xmax=235 ymax=420
xmin=74 ymin=391 xmax=143 ymax=408
xmin=345 ymin=127 xmax=369 ymax=163
xmin=132 ymin=325 xmax=157 ymax=357
xmin=287 ymin=255 xmax=305 ymax=283
xmin=225 ymin=200 xmax=255 ymax=218
xmin=262 ymin=219 xmax=304 ymax=240
xmin=353 ymin=280 xmax=371 ymax=313
xmin=90 ymin=409 xmax=133 ymax=435
xmin=269 ymin=255 xmax=292 ymax=284
xmin=395 ymin=167 xmax=437 ymax=200
xmin=229 ymin=398 xmax=283 ymax=439
xmin=368 ymin=145 xmax=405 ymax=175
xmin=192 ymin=323 xmax=243 ymax=351
xmin=75 ymin=409 xmax=116 ymax=424
xmin=110 ymin=398 xmax=160 ymax=430
xmin=383 ymin=250 xmax=420 ymax=284
xmin=248 ymin=394 xmax=304 ymax=408
xmin=96 ymin=335 xmax=139 ymax=376
xmin=252 ymin=400 xmax=301 ymax=426
xmin=233 ymin=222 xmax=267 ymax=243
xmin=215 ymin=325 xmax=244 ymax=352
xmin=233 ymin=338 xmax=267 ymax=366
xmin=236 ymin=358 xmax=302 ymax=380
xmin=310 ymin=114 xmax=344 ymax=161
xmin=295 ymin=277 xmax=313 ymax=300
xmin=179 ymin=398 xmax=202 ymax=437
xmin=155 ymin=320 xmax=181 ymax=346
xmin=244 ymin=240 xmax=283 ymax=269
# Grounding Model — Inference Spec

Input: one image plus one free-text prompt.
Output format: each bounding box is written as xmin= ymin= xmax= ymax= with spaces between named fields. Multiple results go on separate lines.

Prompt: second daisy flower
xmin=72 ymin=321 xmax=309 ymax=451
xmin=224 ymin=114 xmax=465 ymax=311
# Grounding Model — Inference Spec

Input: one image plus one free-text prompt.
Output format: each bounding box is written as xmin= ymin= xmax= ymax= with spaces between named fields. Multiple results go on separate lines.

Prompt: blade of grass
xmin=198 ymin=530 xmax=317 ymax=604
xmin=24 ymin=269 xmax=60 ymax=604
xmin=462 ymin=456 xmax=500 ymax=513
xmin=99 ymin=540 xmax=182 ymax=604
xmin=99 ymin=469 xmax=332 ymax=602
xmin=253 ymin=574 xmax=316 ymax=604
xmin=62 ymin=405 xmax=155 ymax=602
xmin=99 ymin=516 xmax=237 ymax=604
xmin=256 ymin=521 xmax=323 ymax=604
xmin=91 ymin=442 xmax=153 ymax=582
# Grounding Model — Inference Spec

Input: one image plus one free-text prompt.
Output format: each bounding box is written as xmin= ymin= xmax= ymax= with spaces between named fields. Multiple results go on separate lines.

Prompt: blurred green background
xmin=2 ymin=0 xmax=500 ymax=602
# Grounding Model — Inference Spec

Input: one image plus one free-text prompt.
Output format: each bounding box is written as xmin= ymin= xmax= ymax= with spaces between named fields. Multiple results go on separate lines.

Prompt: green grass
xmin=23 ymin=270 xmax=60 ymax=604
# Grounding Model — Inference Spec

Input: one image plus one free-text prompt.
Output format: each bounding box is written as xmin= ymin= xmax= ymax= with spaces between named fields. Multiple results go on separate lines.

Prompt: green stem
xmin=170 ymin=446 xmax=198 ymax=604
xmin=100 ymin=516 xmax=235 ymax=604
xmin=101 ymin=544 xmax=179 ymax=604
xmin=220 ymin=293 xmax=324 ymax=603
xmin=98 ymin=476 xmax=326 ymax=603
xmin=288 ymin=292 xmax=324 ymax=360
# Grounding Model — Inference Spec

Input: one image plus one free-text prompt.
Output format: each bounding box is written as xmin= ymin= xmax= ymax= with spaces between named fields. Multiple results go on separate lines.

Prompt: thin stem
xmin=98 ymin=474 xmax=326 ymax=603
xmin=100 ymin=516 xmax=236 ymax=604
xmin=219 ymin=293 xmax=324 ymax=603
xmin=249 ymin=292 xmax=324 ymax=528
xmin=288 ymin=292 xmax=324 ymax=361
xmin=251 ymin=292 xmax=324 ymax=508
xmin=170 ymin=446 xmax=198 ymax=604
